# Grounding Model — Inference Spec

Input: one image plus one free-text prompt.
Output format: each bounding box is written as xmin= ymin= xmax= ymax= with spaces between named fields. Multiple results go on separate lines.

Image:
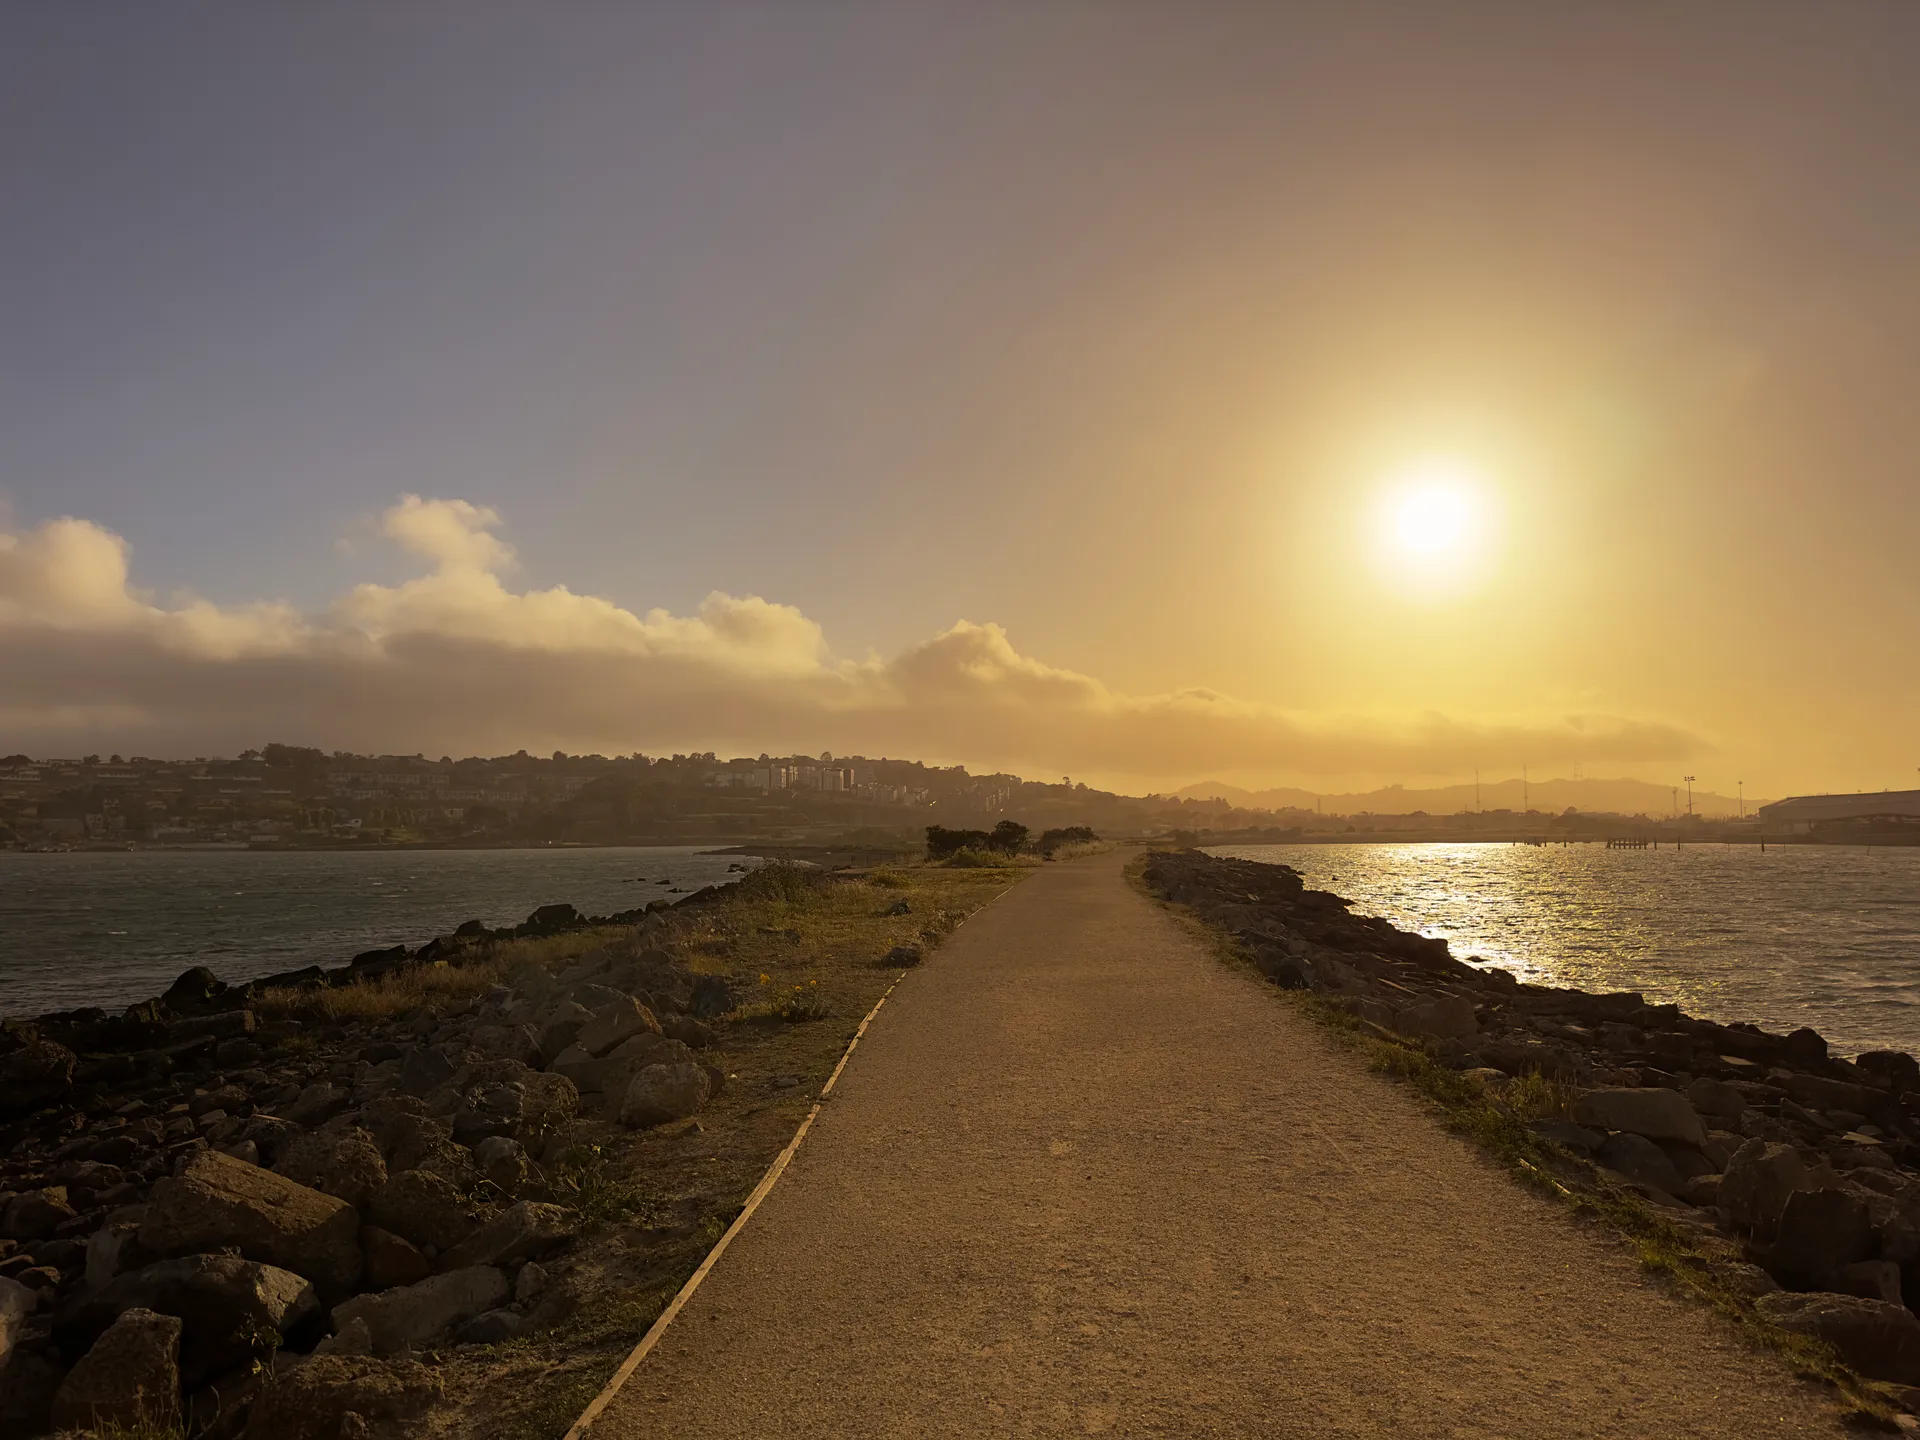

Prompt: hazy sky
xmin=3 ymin=5 xmax=1917 ymax=794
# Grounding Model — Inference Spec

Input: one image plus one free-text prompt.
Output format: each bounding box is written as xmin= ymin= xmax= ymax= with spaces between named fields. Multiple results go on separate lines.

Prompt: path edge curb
xmin=560 ymin=881 xmax=1016 ymax=1438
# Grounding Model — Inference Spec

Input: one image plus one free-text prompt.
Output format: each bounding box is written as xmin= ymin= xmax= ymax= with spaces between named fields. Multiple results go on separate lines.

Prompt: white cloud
xmin=0 ymin=496 xmax=1702 ymax=779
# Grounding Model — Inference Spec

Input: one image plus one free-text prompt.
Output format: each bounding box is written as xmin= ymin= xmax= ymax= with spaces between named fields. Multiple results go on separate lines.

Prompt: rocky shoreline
xmin=0 ymin=862 xmax=954 ymax=1438
xmin=1146 ymin=848 xmax=1920 ymax=1415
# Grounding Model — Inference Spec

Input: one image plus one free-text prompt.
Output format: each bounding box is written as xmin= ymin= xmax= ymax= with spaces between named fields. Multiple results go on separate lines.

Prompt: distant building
xmin=1758 ymin=789 xmax=1920 ymax=833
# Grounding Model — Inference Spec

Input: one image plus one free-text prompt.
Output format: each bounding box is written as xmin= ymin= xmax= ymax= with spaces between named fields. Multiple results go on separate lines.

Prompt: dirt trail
xmin=587 ymin=849 xmax=1843 ymax=1438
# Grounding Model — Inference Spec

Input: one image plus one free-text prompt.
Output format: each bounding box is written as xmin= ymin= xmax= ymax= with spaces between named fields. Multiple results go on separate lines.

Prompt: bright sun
xmin=1384 ymin=460 xmax=1484 ymax=558
xmin=1367 ymin=457 xmax=1497 ymax=595
xmin=1394 ymin=486 xmax=1471 ymax=554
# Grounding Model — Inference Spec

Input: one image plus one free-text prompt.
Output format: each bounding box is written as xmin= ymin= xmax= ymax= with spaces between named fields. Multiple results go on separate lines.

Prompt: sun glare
xmin=1369 ymin=457 xmax=1496 ymax=595
xmin=1394 ymin=486 xmax=1471 ymax=555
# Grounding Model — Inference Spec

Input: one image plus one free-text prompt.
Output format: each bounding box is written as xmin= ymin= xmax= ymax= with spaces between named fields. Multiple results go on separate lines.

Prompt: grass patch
xmin=1127 ymin=852 xmax=1899 ymax=1428
xmin=745 ymin=974 xmax=834 ymax=1023
xmin=1045 ymin=839 xmax=1114 ymax=861
xmin=253 ymin=928 xmax=629 ymax=1023
xmin=255 ymin=959 xmax=507 ymax=1022
xmin=939 ymin=848 xmax=1037 ymax=870
xmin=544 ymin=1141 xmax=670 ymax=1230
xmin=66 ymin=1419 xmax=187 ymax=1440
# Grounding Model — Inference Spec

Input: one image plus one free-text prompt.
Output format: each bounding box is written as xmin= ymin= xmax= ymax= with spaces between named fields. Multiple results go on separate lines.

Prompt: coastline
xmin=1142 ymin=847 xmax=1920 ymax=1420
xmin=9 ymin=846 xmax=1920 ymax=1431
xmin=0 ymin=858 xmax=1020 ymax=1437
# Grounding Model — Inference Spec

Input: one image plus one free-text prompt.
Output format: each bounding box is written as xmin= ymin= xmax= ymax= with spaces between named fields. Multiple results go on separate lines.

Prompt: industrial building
xmin=1757 ymin=789 xmax=1920 ymax=833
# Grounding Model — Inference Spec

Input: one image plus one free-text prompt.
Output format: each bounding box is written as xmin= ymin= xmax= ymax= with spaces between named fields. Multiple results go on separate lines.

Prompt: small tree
xmin=988 ymin=820 xmax=1030 ymax=855
xmin=926 ymin=825 xmax=990 ymax=859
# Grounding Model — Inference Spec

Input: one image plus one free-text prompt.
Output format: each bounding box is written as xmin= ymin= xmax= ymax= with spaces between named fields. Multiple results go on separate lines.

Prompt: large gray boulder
xmin=1392 ymin=995 xmax=1477 ymax=1042
xmin=549 ymin=1042 xmax=603 ymax=1091
xmin=0 ymin=1276 xmax=33 ymax=1373
xmin=331 ymin=1266 xmax=509 ymax=1355
xmin=83 ymin=1208 xmax=149 ymax=1288
xmin=361 ymin=1104 xmax=456 ymax=1173
xmin=473 ymin=1135 xmax=529 ymax=1193
xmin=1782 ymin=1073 xmax=1887 ymax=1117
xmin=239 ymin=1113 xmax=302 ymax=1166
xmin=285 ymin=1081 xmax=353 ymax=1128
xmin=366 ymin=1168 xmax=477 ymax=1253
xmin=1720 ymin=1140 xmax=1808 ymax=1236
xmin=437 ymin=1201 xmax=575 ymax=1273
xmin=620 ymin=1061 xmax=712 ymax=1128
xmin=536 ymin=1001 xmax=593 ymax=1065
xmin=1685 ymin=1077 xmax=1748 ymax=1125
xmin=0 ymin=1039 xmax=75 ymax=1120
xmin=1571 ymin=1087 xmax=1708 ymax=1147
xmin=595 ymin=1034 xmax=697 ymax=1098
xmin=397 ymin=1046 xmax=457 ymax=1098
xmin=1835 ymin=1260 xmax=1905 ymax=1304
xmin=1757 ymin=1291 xmax=1920 ymax=1383
xmin=275 ymin=1125 xmax=389 ymax=1209
xmin=469 ymin=1023 xmax=541 ymax=1066
xmin=1767 ymin=1188 xmax=1875 ymax=1287
xmin=576 ymin=997 xmax=662 ymax=1057
xmin=142 ymin=1149 xmax=362 ymax=1295
xmin=360 ymin=1223 xmax=432 ymax=1290
xmin=50 ymin=1306 xmax=181 ymax=1434
xmin=1595 ymin=1133 xmax=1685 ymax=1197
xmin=241 ymin=1354 xmax=441 ymax=1440
xmin=54 ymin=1252 xmax=321 ymax=1388
xmin=1 ymin=1186 xmax=77 ymax=1241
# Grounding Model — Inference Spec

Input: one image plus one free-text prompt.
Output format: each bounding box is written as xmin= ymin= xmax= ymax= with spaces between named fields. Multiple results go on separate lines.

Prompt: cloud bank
xmin=0 ymin=496 xmax=1702 ymax=781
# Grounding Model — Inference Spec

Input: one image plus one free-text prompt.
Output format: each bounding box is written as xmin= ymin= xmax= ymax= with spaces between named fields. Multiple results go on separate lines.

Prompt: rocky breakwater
xmin=1147 ymin=849 xmax=1920 ymax=1408
xmin=0 ymin=899 xmax=739 ymax=1438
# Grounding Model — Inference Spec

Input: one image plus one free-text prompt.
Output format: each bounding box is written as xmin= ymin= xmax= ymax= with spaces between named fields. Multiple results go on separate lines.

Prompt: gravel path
xmin=588 ymin=849 xmax=1845 ymax=1438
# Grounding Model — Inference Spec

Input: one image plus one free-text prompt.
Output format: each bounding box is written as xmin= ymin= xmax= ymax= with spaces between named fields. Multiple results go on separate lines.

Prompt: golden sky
xmin=2 ymin=7 xmax=1916 ymax=796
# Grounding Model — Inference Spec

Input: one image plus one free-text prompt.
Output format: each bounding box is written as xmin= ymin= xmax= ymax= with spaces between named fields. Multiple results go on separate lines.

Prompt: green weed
xmin=546 ymin=1143 xmax=655 ymax=1230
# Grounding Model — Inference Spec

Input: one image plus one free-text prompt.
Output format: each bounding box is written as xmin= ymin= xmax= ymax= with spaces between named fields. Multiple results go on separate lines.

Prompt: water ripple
xmin=1211 ymin=842 xmax=1920 ymax=1057
xmin=0 ymin=847 xmax=756 ymax=1017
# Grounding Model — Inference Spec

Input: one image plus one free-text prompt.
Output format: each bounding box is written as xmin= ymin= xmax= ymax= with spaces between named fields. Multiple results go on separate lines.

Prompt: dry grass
xmin=252 ymin=929 xmax=626 ymax=1023
xmin=52 ymin=1417 xmax=185 ymax=1440
xmin=257 ymin=864 xmax=1013 ymax=1033
xmin=1045 ymin=839 xmax=1114 ymax=861
xmin=940 ymin=848 xmax=1041 ymax=870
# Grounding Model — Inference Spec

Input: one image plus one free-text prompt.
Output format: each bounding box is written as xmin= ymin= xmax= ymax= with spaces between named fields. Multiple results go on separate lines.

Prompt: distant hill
xmin=1172 ymin=777 xmax=1762 ymax=820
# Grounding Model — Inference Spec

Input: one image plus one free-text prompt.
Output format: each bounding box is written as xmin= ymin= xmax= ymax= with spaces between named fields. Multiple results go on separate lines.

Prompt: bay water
xmin=0 ymin=846 xmax=757 ymax=1018
xmin=1212 ymin=842 xmax=1920 ymax=1058
xmin=7 ymin=842 xmax=1918 ymax=1058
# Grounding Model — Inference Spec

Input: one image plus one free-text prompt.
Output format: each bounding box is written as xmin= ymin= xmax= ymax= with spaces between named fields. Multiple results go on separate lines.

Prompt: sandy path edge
xmin=586 ymin=848 xmax=1849 ymax=1438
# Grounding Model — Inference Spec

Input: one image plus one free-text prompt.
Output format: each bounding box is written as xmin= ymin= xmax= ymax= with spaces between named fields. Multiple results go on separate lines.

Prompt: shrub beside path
xmin=586 ymin=848 xmax=1845 ymax=1437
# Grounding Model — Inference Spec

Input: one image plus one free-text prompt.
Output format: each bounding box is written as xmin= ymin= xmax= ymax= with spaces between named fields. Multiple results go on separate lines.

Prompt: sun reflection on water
xmin=1210 ymin=842 xmax=1920 ymax=1057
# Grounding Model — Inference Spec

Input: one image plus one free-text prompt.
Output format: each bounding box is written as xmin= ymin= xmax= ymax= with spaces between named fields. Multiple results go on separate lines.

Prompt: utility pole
xmin=1683 ymin=775 xmax=1696 ymax=818
xmin=1738 ymin=780 xmax=1744 ymax=820
xmin=1475 ymin=768 xmax=1481 ymax=813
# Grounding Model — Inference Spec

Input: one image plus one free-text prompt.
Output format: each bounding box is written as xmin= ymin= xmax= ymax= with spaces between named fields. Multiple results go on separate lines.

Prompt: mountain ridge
xmin=1171 ymin=777 xmax=1765 ymax=819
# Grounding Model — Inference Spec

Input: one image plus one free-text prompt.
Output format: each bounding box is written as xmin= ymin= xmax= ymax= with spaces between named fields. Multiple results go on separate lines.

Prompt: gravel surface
xmin=589 ymin=849 xmax=1846 ymax=1438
